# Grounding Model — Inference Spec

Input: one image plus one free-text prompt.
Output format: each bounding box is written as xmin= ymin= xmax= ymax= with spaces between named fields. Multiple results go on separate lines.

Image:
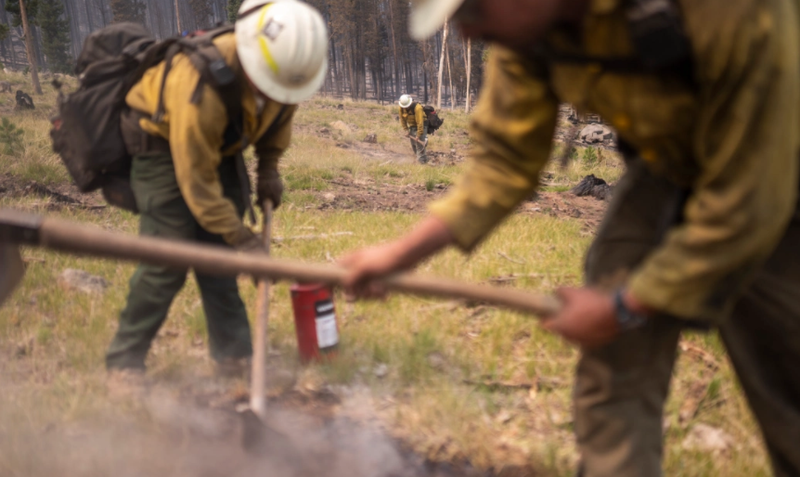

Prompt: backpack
xmin=422 ymin=105 xmax=444 ymax=135
xmin=408 ymin=102 xmax=444 ymax=135
xmin=50 ymin=22 xmax=248 ymax=212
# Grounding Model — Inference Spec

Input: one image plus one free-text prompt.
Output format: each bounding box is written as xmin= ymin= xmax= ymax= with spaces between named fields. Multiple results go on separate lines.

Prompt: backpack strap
xmin=233 ymin=104 xmax=290 ymax=223
xmin=151 ymin=25 xmax=242 ymax=146
xmin=181 ymin=26 xmax=246 ymax=151
xmin=151 ymin=43 xmax=181 ymax=123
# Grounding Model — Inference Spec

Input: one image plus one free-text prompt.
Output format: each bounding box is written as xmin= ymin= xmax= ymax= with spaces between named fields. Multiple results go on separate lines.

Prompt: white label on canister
xmin=315 ymin=313 xmax=338 ymax=349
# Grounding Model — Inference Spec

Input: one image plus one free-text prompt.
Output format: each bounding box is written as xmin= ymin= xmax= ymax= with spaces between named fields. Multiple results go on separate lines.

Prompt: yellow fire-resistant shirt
xmin=429 ymin=0 xmax=800 ymax=322
xmin=400 ymin=103 xmax=426 ymax=138
xmin=126 ymin=32 xmax=297 ymax=245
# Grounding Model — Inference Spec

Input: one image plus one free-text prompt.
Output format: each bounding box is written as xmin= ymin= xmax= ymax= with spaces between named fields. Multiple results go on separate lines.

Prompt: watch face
xmin=614 ymin=290 xmax=647 ymax=331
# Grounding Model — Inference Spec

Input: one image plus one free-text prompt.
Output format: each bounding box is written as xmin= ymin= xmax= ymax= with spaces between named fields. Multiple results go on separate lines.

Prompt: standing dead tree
xmin=18 ymin=0 xmax=41 ymax=94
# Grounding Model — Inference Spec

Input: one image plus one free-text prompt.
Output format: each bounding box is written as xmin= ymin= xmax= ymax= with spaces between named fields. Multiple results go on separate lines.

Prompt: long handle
xmin=250 ymin=200 xmax=272 ymax=420
xmin=4 ymin=211 xmax=561 ymax=316
xmin=403 ymin=133 xmax=425 ymax=146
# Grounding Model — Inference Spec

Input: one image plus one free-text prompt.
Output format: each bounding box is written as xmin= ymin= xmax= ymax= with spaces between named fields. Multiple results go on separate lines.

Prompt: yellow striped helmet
xmin=235 ymin=0 xmax=328 ymax=104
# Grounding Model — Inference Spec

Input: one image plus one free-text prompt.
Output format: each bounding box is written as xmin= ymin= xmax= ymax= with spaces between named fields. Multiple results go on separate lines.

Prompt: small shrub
xmin=581 ymin=147 xmax=598 ymax=166
xmin=425 ymin=178 xmax=436 ymax=191
xmin=0 ymin=118 xmax=24 ymax=155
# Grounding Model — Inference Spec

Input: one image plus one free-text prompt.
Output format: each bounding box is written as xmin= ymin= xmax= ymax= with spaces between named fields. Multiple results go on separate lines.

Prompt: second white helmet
xmin=398 ymin=94 xmax=413 ymax=108
xmin=235 ymin=0 xmax=329 ymax=104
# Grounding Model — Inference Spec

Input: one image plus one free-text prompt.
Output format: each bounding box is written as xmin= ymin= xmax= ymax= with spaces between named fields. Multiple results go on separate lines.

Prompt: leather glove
xmin=234 ymin=231 xmax=267 ymax=287
xmin=257 ymin=168 xmax=284 ymax=210
xmin=234 ymin=230 xmax=266 ymax=254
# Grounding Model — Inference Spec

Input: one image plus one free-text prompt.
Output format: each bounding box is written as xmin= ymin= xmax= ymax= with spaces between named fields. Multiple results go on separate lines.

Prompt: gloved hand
xmin=234 ymin=230 xmax=266 ymax=254
xmin=257 ymin=168 xmax=284 ymax=210
xmin=233 ymin=230 xmax=267 ymax=287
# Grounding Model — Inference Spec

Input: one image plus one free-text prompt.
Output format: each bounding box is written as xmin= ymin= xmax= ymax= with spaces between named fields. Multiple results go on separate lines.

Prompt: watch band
xmin=614 ymin=289 xmax=648 ymax=331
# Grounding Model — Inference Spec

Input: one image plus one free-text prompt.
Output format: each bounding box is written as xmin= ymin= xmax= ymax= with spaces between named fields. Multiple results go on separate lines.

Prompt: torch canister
xmin=289 ymin=283 xmax=339 ymax=362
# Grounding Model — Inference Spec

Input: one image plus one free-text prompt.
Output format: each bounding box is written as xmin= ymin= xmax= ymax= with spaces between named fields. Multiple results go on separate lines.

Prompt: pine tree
xmin=5 ymin=0 xmax=40 ymax=27
xmin=110 ymin=0 xmax=146 ymax=25
xmin=226 ymin=0 xmax=242 ymax=23
xmin=0 ymin=23 xmax=9 ymax=42
xmin=38 ymin=0 xmax=72 ymax=73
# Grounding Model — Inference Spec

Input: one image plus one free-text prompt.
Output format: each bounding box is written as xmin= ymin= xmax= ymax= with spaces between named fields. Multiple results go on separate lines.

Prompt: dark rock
xmin=363 ymin=133 xmax=377 ymax=144
xmin=570 ymin=174 xmax=613 ymax=201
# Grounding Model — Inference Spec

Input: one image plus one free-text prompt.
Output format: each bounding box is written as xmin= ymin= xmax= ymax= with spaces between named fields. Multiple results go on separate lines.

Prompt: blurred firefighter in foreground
xmin=342 ymin=0 xmax=800 ymax=475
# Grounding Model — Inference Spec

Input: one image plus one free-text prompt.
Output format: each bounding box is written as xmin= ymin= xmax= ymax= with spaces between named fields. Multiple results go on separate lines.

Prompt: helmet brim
xmin=235 ymin=4 xmax=328 ymax=105
xmin=409 ymin=0 xmax=464 ymax=41
xmin=398 ymin=99 xmax=412 ymax=108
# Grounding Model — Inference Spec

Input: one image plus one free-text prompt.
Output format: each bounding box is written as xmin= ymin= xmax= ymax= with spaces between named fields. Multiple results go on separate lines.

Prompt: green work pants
xmin=576 ymin=160 xmax=800 ymax=477
xmin=106 ymin=152 xmax=252 ymax=370
xmin=409 ymin=125 xmax=428 ymax=164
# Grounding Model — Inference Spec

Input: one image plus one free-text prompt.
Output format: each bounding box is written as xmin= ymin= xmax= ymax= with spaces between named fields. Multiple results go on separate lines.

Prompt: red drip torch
xmin=289 ymin=283 xmax=339 ymax=362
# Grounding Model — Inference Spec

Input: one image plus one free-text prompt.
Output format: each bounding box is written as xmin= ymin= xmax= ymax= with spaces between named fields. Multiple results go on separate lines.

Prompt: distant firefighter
xmin=398 ymin=94 xmax=428 ymax=164
xmin=14 ymin=90 xmax=34 ymax=110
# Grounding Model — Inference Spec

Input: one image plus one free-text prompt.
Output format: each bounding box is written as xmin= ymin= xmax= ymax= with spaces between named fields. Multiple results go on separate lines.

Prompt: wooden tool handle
xmin=250 ymin=200 xmax=273 ymax=419
xmin=30 ymin=214 xmax=561 ymax=316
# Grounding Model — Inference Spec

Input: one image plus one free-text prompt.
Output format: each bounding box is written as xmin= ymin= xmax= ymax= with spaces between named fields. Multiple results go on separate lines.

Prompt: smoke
xmin=0 ymin=384 xmax=467 ymax=477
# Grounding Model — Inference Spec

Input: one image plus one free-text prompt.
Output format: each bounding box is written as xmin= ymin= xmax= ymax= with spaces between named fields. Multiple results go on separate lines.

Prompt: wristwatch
xmin=614 ymin=289 xmax=648 ymax=331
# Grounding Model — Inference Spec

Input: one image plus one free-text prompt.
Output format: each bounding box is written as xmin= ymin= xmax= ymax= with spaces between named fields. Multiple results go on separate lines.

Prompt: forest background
xmin=0 ymin=0 xmax=487 ymax=109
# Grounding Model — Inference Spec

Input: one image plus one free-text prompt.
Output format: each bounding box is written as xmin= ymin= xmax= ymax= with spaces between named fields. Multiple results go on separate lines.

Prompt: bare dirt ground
xmin=0 ymin=173 xmax=105 ymax=209
xmin=311 ymin=174 xmax=606 ymax=233
xmin=2 ymin=162 xmax=609 ymax=235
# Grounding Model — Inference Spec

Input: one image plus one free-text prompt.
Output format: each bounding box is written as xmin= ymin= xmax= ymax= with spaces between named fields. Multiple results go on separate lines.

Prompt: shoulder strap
xmin=235 ymin=104 xmax=290 ymax=224
xmin=152 ymin=26 xmax=244 ymax=146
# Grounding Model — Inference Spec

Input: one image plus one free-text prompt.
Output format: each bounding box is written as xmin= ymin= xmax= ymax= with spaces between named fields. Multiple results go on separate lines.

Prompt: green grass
xmin=0 ymin=74 xmax=769 ymax=476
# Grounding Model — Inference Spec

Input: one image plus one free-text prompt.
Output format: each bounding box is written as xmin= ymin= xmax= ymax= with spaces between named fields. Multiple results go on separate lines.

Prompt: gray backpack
xmin=51 ymin=22 xmax=242 ymax=212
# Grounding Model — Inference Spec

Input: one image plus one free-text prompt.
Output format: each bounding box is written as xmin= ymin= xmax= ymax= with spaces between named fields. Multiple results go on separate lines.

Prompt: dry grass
xmin=0 ymin=69 xmax=770 ymax=476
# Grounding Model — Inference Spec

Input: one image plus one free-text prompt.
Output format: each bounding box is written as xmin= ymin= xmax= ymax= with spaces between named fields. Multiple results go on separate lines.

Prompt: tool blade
xmin=0 ymin=242 xmax=25 ymax=308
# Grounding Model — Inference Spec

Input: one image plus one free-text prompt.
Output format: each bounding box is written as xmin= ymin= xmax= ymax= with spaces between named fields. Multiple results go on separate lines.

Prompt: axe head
xmin=0 ymin=209 xmax=42 ymax=308
xmin=0 ymin=242 xmax=24 ymax=308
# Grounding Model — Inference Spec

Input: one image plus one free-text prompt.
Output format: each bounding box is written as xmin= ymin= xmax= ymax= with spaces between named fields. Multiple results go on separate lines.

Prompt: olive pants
xmin=576 ymin=160 xmax=800 ymax=476
xmin=105 ymin=152 xmax=253 ymax=370
xmin=409 ymin=125 xmax=428 ymax=164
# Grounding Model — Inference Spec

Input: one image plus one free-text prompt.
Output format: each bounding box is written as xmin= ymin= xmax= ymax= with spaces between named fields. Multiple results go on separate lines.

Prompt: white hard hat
xmin=398 ymin=94 xmax=413 ymax=108
xmin=235 ymin=0 xmax=328 ymax=104
xmin=410 ymin=0 xmax=464 ymax=41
